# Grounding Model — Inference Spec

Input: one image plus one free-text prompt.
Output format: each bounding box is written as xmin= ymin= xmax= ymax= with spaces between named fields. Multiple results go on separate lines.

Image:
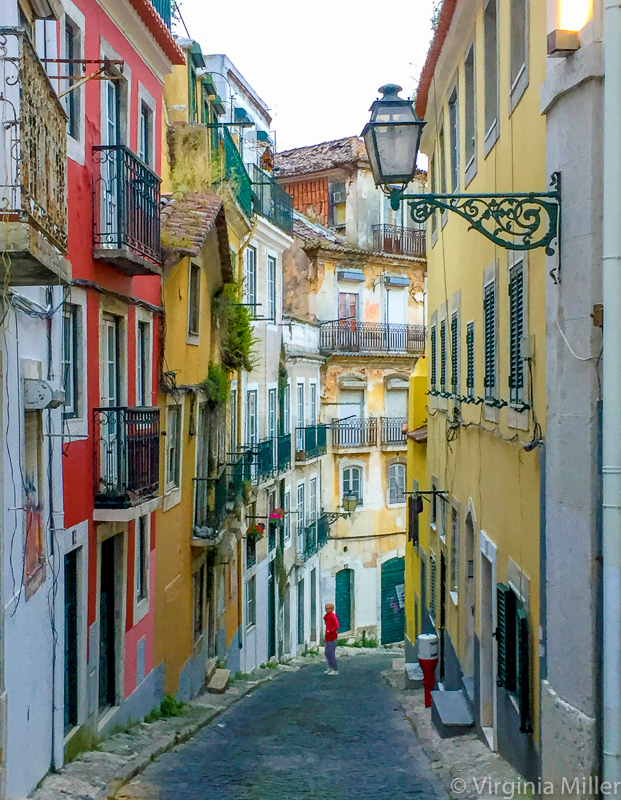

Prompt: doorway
xmin=64 ymin=549 xmax=79 ymax=733
xmin=381 ymin=557 xmax=405 ymax=644
xmin=480 ymin=550 xmax=495 ymax=743
xmin=297 ymin=578 xmax=304 ymax=646
xmin=310 ymin=568 xmax=317 ymax=641
xmin=440 ymin=553 xmax=447 ymax=681
xmin=99 ymin=537 xmax=119 ymax=714
xmin=268 ymin=560 xmax=276 ymax=659
xmin=335 ymin=568 xmax=353 ymax=633
xmin=464 ymin=513 xmax=476 ymax=678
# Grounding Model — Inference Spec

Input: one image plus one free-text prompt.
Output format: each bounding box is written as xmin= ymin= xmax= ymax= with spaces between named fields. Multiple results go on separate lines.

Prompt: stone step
xmin=430 ymin=689 xmax=474 ymax=739
xmin=205 ymin=657 xmax=218 ymax=682
xmin=207 ymin=668 xmax=231 ymax=694
xmin=392 ymin=657 xmax=405 ymax=672
xmin=462 ymin=676 xmax=475 ymax=710
xmin=404 ymin=662 xmax=424 ymax=689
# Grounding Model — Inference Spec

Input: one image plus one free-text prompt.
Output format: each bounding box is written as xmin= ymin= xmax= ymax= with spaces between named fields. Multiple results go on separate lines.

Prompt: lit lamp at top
xmin=548 ymin=0 xmax=592 ymax=56
xmin=342 ymin=492 xmax=358 ymax=514
xmin=361 ymin=84 xmax=426 ymax=191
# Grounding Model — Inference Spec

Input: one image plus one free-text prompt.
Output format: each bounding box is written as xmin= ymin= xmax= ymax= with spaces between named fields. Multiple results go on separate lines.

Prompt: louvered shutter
xmin=440 ymin=321 xmax=447 ymax=390
xmin=509 ymin=265 xmax=525 ymax=403
xmin=451 ymin=313 xmax=459 ymax=393
xmin=466 ymin=322 xmax=475 ymax=395
xmin=431 ymin=327 xmax=437 ymax=389
xmin=484 ymin=284 xmax=496 ymax=395
xmin=517 ymin=607 xmax=532 ymax=733
xmin=496 ymin=583 xmax=517 ymax=691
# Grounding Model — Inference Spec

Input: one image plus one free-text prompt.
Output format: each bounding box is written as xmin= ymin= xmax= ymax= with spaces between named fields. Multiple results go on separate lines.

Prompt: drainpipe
xmin=602 ymin=0 xmax=621 ymax=785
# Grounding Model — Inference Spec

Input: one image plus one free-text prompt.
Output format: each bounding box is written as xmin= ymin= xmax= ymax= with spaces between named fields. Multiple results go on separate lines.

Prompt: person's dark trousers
xmin=325 ymin=640 xmax=337 ymax=670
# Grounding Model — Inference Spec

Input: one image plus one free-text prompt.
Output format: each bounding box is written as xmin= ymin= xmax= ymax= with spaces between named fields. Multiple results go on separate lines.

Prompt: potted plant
xmin=247 ymin=522 xmax=265 ymax=544
xmin=269 ymin=508 xmax=285 ymax=521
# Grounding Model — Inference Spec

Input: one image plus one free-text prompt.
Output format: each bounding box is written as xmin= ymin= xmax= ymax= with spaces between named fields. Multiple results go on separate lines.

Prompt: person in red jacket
xmin=324 ymin=602 xmax=339 ymax=675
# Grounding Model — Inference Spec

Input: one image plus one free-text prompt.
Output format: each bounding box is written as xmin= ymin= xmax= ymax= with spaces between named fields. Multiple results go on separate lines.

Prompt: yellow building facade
xmin=406 ymin=0 xmax=547 ymax=780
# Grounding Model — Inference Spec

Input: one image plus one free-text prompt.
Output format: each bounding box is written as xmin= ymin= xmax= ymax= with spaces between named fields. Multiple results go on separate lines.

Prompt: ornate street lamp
xmin=342 ymin=492 xmax=358 ymax=514
xmin=362 ymin=85 xmax=561 ymax=262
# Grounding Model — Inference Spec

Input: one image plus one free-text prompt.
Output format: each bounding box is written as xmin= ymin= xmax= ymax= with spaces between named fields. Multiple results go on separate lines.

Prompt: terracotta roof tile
xmin=274 ymin=136 xmax=369 ymax=179
xmin=161 ymin=192 xmax=232 ymax=281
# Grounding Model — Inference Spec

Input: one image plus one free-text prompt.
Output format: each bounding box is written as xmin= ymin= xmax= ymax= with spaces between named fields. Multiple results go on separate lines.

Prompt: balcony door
xmin=102 ymin=80 xmax=120 ymax=245
xmin=385 ymin=288 xmax=406 ymax=351
xmin=246 ymin=390 xmax=257 ymax=481
xmin=101 ymin=316 xmax=120 ymax=492
xmin=337 ymin=389 xmax=363 ymax=445
xmin=338 ymin=292 xmax=358 ymax=351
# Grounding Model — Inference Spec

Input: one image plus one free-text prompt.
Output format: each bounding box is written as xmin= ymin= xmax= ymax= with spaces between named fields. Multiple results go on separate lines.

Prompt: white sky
xmin=173 ymin=0 xmax=436 ymax=152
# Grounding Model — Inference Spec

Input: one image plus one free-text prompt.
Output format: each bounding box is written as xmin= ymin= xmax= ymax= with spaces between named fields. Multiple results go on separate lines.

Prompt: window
xmin=484 ymin=282 xmax=497 ymax=399
xmin=451 ymin=311 xmax=459 ymax=395
xmin=246 ymin=575 xmax=256 ymax=629
xmin=267 ymin=255 xmax=276 ymax=320
xmin=430 ymin=326 xmax=437 ymax=390
xmin=193 ymin=564 xmax=205 ymax=642
xmin=297 ymin=483 xmax=306 ymax=533
xmin=284 ymin=488 xmax=291 ymax=542
xmin=136 ymin=515 xmax=149 ymax=602
xmin=484 ymin=0 xmax=499 ymax=141
xmin=510 ymin=0 xmax=528 ymax=92
xmin=388 ymin=463 xmax=406 ymax=505
xmin=431 ymin=478 xmax=438 ymax=526
xmin=497 ymin=583 xmax=531 ymax=731
xmin=438 ymin=126 xmax=447 ymax=194
xmin=188 ymin=263 xmax=201 ymax=337
xmin=244 ymin=246 xmax=256 ymax=314
xmin=509 ymin=262 xmax=525 ymax=404
xmin=450 ymin=507 xmax=459 ymax=593
xmin=309 ymin=476 xmax=317 ymax=522
xmin=429 ymin=554 xmax=437 ymax=622
xmin=268 ymin=388 xmax=277 ymax=440
xmin=63 ymin=304 xmax=79 ymax=418
xmin=283 ymin=383 xmax=290 ymax=435
xmin=166 ymin=405 xmax=181 ymax=489
xmin=246 ymin=390 xmax=257 ymax=446
xmin=440 ymin=320 xmax=447 ymax=392
xmin=342 ymin=466 xmax=362 ymax=507
xmin=102 ymin=315 xmax=120 ymax=408
xmin=297 ymin=382 xmax=305 ymax=436
xmin=136 ymin=321 xmax=150 ymax=406
xmin=338 ymin=292 xmax=358 ymax=324
xmin=64 ymin=17 xmax=81 ymax=140
xmin=138 ymin=101 xmax=152 ymax=166
xmin=464 ymin=45 xmax=476 ymax=173
xmin=329 ymin=181 xmax=346 ymax=228
xmin=448 ymin=88 xmax=459 ymax=192
xmin=230 ymin=388 xmax=238 ymax=450
xmin=466 ymin=322 xmax=475 ymax=397
xmin=430 ymin=156 xmax=437 ymax=236
xmin=24 ymin=410 xmax=45 ymax=596
xmin=309 ymin=383 xmax=318 ymax=424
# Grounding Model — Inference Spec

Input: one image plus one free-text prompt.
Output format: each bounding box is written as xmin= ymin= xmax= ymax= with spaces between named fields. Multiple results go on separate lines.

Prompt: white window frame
xmin=283 ymin=381 xmax=291 ymax=435
xmin=134 ymin=514 xmax=150 ymax=623
xmin=341 ymin=462 xmax=363 ymax=508
xmin=63 ymin=287 xmax=88 ymax=438
xmin=137 ymin=82 xmax=156 ymax=170
xmin=284 ymin=486 xmax=291 ymax=543
xmin=483 ymin=0 xmax=499 ymax=155
xmin=267 ymin=254 xmax=277 ymax=321
xmin=230 ymin=384 xmax=238 ymax=451
xmin=61 ymin=0 xmax=86 ymax=164
xmin=165 ymin=404 xmax=182 ymax=492
xmin=309 ymin=475 xmax=318 ymax=522
xmin=309 ymin=381 xmax=318 ymax=424
xmin=297 ymin=481 xmax=306 ymax=539
xmin=244 ymin=245 xmax=257 ymax=314
xmin=509 ymin=0 xmax=529 ymax=113
xmin=464 ymin=41 xmax=477 ymax=187
xmin=387 ymin=462 xmax=406 ymax=506
xmin=63 ymin=302 xmax=79 ymax=419
xmin=135 ymin=308 xmax=153 ymax=407
xmin=187 ymin=261 xmax=201 ymax=341
xmin=246 ymin=574 xmax=257 ymax=630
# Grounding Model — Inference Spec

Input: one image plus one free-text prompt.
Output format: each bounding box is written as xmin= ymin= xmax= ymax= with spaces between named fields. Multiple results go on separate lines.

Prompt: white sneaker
xmin=327 ymin=669 xmax=338 ymax=676
xmin=324 ymin=669 xmax=331 ymax=674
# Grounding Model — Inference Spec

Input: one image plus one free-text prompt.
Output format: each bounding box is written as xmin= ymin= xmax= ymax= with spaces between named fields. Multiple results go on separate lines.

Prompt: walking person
xmin=324 ymin=602 xmax=339 ymax=675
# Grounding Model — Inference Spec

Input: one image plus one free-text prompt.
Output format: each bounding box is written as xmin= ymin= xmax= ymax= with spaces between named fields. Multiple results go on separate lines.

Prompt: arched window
xmin=388 ymin=463 xmax=406 ymax=504
xmin=342 ymin=466 xmax=362 ymax=507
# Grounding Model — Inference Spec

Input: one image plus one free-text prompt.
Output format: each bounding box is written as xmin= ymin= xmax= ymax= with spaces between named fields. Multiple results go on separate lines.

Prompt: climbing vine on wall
xmin=212 ymin=281 xmax=257 ymax=373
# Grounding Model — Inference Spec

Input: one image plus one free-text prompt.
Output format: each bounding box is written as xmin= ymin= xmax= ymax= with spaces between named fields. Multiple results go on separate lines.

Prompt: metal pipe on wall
xmin=602 ymin=0 xmax=621 ymax=785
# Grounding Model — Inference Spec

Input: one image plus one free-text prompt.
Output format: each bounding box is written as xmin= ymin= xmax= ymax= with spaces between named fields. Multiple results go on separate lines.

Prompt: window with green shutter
xmin=431 ymin=327 xmax=437 ymax=389
xmin=509 ymin=263 xmax=525 ymax=404
xmin=429 ymin=554 xmax=437 ymax=622
xmin=484 ymin=283 xmax=496 ymax=398
xmin=496 ymin=582 xmax=532 ymax=734
xmin=451 ymin=312 xmax=459 ymax=394
xmin=466 ymin=322 xmax=475 ymax=397
xmin=440 ymin=320 xmax=447 ymax=391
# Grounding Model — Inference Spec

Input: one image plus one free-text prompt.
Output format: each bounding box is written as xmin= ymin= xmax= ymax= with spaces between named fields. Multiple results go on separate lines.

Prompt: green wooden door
xmin=335 ymin=569 xmax=353 ymax=633
xmin=381 ymin=557 xmax=405 ymax=644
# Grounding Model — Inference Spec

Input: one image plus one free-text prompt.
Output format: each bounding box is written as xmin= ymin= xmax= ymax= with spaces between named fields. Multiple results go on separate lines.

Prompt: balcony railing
xmin=194 ymin=471 xmax=227 ymax=540
xmin=372 ymin=224 xmax=426 ymax=257
xmin=149 ymin=0 xmax=172 ymax=28
xmin=250 ymin=164 xmax=294 ymax=234
xmin=319 ymin=321 xmax=426 ymax=355
xmin=296 ymin=425 xmax=328 ymax=460
xmin=299 ymin=514 xmax=330 ymax=561
xmin=381 ymin=417 xmax=407 ymax=445
xmin=92 ymin=144 xmax=161 ymax=274
xmin=93 ymin=407 xmax=160 ymax=508
xmin=216 ymin=127 xmax=253 ymax=219
xmin=253 ymin=437 xmax=274 ymax=484
xmin=0 ymin=29 xmax=69 ymax=282
xmin=332 ymin=418 xmax=377 ymax=448
xmin=277 ymin=432 xmax=292 ymax=474
xmin=227 ymin=452 xmax=250 ymax=510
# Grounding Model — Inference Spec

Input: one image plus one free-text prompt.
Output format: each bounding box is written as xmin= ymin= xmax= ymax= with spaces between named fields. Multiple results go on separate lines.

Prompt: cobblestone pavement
xmin=117 ymin=653 xmax=448 ymax=800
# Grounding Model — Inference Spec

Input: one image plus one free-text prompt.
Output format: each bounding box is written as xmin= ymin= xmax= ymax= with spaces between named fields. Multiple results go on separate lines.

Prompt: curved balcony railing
xmin=372 ymin=224 xmax=426 ymax=257
xmin=332 ymin=417 xmax=377 ymax=448
xmin=381 ymin=417 xmax=407 ymax=445
xmin=319 ymin=321 xmax=425 ymax=355
xmin=93 ymin=407 xmax=160 ymax=508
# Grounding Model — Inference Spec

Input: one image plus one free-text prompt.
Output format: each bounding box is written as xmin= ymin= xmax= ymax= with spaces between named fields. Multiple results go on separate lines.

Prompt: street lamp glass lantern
xmin=361 ymin=84 xmax=426 ymax=189
xmin=343 ymin=492 xmax=358 ymax=514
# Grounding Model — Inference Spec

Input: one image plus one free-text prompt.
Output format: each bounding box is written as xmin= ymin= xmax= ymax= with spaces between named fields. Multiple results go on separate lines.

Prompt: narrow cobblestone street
xmin=117 ymin=653 xmax=447 ymax=800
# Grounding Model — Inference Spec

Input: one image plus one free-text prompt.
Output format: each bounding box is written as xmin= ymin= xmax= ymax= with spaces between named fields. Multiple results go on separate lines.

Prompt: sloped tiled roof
xmin=274 ymin=136 xmax=369 ymax=179
xmin=292 ymin=212 xmax=352 ymax=250
xmin=160 ymin=193 xmax=232 ymax=281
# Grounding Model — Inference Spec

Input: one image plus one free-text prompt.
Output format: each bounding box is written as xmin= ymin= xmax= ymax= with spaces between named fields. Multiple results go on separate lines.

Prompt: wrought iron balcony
xmin=92 ymin=144 xmax=162 ymax=276
xmin=381 ymin=417 xmax=407 ymax=445
xmin=193 ymin=471 xmax=227 ymax=541
xmin=216 ymin=127 xmax=253 ymax=219
xmin=332 ymin=418 xmax=377 ymax=448
xmin=296 ymin=425 xmax=328 ymax=460
xmin=149 ymin=0 xmax=172 ymax=28
xmin=250 ymin=164 xmax=294 ymax=234
xmin=372 ymin=224 xmax=426 ymax=257
xmin=93 ymin=407 xmax=160 ymax=508
xmin=227 ymin=452 xmax=251 ymax=510
xmin=319 ymin=321 xmax=426 ymax=356
xmin=0 ymin=28 xmax=70 ymax=284
xmin=299 ymin=514 xmax=330 ymax=561
xmin=277 ymin=432 xmax=292 ymax=474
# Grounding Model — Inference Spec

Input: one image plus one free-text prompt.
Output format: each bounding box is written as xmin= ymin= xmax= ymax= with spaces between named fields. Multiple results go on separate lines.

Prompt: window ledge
xmin=507 ymin=405 xmax=530 ymax=431
xmin=483 ymin=402 xmax=499 ymax=424
xmin=464 ymin=157 xmax=477 ymax=189
xmin=510 ymin=65 xmax=529 ymax=115
xmin=483 ymin=121 xmax=499 ymax=159
xmin=163 ymin=487 xmax=182 ymax=512
xmin=450 ymin=590 xmax=458 ymax=606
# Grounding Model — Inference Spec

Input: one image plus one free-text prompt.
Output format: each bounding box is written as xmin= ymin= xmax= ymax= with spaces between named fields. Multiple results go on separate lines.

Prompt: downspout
xmin=602 ymin=0 xmax=621 ymax=785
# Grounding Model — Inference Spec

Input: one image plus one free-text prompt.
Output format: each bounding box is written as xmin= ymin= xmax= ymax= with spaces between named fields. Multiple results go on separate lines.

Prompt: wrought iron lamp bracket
xmin=390 ymin=172 xmax=561 ymax=256
xmin=322 ymin=511 xmax=352 ymax=526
